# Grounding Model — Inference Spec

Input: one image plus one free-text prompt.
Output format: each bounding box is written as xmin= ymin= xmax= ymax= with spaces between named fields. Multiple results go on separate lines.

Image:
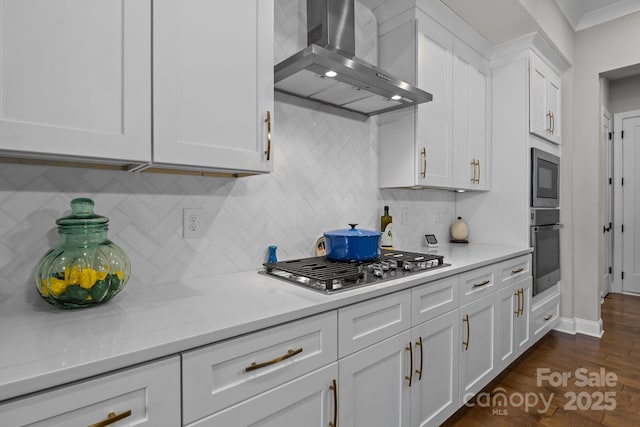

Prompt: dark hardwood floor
xmin=443 ymin=293 xmax=640 ymax=426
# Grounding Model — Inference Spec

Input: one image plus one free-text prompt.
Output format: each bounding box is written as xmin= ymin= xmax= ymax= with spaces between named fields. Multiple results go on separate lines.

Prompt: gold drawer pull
xmin=245 ymin=348 xmax=303 ymax=372
xmin=88 ymin=410 xmax=132 ymax=427
xmin=511 ymin=267 xmax=524 ymax=275
xmin=421 ymin=147 xmax=427 ymax=178
xmin=472 ymin=280 xmax=491 ymax=288
xmin=544 ymin=314 xmax=553 ymax=321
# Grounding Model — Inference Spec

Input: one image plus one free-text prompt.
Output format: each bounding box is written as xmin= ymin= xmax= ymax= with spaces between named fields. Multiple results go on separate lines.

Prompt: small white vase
xmin=451 ymin=217 xmax=469 ymax=241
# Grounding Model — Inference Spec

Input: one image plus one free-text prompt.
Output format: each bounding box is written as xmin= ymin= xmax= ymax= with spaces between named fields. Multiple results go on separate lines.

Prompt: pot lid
xmin=324 ymin=223 xmax=382 ymax=237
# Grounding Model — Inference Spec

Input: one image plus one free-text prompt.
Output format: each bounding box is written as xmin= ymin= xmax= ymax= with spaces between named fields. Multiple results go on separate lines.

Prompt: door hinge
xmin=608 ymin=132 xmax=613 ymax=140
xmin=609 ymin=267 xmax=612 ymax=275
xmin=621 ymin=130 xmax=625 ymax=139
xmin=622 ymin=224 xmax=625 ymax=233
xmin=609 ymin=177 xmax=612 ymax=185
xmin=622 ymin=178 xmax=625 ymax=186
xmin=622 ymin=271 xmax=625 ymax=280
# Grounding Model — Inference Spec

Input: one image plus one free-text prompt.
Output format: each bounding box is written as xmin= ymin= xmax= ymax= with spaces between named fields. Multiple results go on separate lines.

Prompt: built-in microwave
xmin=531 ymin=148 xmax=560 ymax=208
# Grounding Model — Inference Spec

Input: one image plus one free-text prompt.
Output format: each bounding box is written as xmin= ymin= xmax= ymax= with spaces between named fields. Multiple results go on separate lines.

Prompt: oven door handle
xmin=532 ymin=224 xmax=562 ymax=232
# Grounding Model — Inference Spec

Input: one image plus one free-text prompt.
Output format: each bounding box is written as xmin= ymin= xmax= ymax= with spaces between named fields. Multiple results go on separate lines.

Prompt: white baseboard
xmin=554 ymin=317 xmax=603 ymax=338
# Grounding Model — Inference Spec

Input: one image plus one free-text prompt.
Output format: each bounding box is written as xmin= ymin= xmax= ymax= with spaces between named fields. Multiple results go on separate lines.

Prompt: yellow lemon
xmin=48 ymin=277 xmax=68 ymax=296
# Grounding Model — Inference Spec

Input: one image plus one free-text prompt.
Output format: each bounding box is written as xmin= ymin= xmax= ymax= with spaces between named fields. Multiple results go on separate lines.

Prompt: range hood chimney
xmin=274 ymin=0 xmax=432 ymax=117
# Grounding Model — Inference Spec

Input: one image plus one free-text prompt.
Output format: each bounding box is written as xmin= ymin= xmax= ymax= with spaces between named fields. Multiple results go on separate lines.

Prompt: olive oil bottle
xmin=381 ymin=205 xmax=394 ymax=249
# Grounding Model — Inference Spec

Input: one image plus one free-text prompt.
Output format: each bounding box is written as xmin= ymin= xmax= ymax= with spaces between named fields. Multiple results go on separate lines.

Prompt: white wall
xmin=572 ymin=11 xmax=640 ymax=323
xmin=0 ymin=0 xmax=456 ymax=305
xmin=609 ymin=74 xmax=640 ymax=113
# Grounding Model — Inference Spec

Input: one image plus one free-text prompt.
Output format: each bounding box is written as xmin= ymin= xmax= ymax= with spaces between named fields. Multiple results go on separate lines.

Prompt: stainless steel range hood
xmin=274 ymin=0 xmax=432 ymax=117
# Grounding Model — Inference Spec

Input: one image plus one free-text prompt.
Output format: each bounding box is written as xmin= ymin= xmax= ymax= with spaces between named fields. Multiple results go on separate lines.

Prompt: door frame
xmin=600 ymin=106 xmax=613 ymax=301
xmin=613 ymin=109 xmax=640 ymax=293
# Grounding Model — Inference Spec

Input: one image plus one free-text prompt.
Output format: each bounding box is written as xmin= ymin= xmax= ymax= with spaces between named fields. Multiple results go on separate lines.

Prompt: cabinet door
xmin=339 ymin=331 xmax=411 ymax=427
xmin=0 ymin=357 xmax=180 ymax=427
xmin=411 ymin=310 xmax=459 ymax=427
xmin=189 ymin=363 xmax=338 ymax=427
xmin=0 ymin=0 xmax=151 ymax=163
xmin=497 ymin=282 xmax=519 ymax=370
xmin=516 ymin=278 xmax=533 ymax=354
xmin=415 ymin=17 xmax=452 ymax=188
xmin=452 ymin=43 xmax=490 ymax=191
xmin=459 ymin=292 xmax=499 ymax=404
xmin=546 ymin=71 xmax=561 ymax=144
xmin=153 ymin=0 xmax=273 ymax=173
xmin=529 ymin=53 xmax=561 ymax=144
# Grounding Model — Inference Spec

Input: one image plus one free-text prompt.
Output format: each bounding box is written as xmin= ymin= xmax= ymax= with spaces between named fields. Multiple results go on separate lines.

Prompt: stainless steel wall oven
xmin=530 ymin=208 xmax=561 ymax=296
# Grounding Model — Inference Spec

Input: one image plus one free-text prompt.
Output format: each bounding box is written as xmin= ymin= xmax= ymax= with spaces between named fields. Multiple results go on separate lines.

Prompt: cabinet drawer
xmin=0 ymin=357 xmax=180 ymax=427
xmin=182 ymin=311 xmax=337 ymax=424
xmin=338 ymin=290 xmax=411 ymax=358
xmin=187 ymin=363 xmax=338 ymax=426
xmin=531 ymin=291 xmax=560 ymax=339
xmin=496 ymin=255 xmax=531 ymax=288
xmin=459 ymin=264 xmax=497 ymax=305
xmin=412 ymin=275 xmax=459 ymax=325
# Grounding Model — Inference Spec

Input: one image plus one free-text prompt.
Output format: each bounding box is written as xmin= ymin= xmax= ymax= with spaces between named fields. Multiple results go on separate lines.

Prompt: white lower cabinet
xmin=498 ymin=277 xmax=533 ymax=370
xmin=339 ymin=330 xmax=412 ymax=427
xmin=187 ymin=363 xmax=338 ymax=427
xmin=459 ymin=291 xmax=499 ymax=404
xmin=0 ymin=356 xmax=180 ymax=427
xmin=411 ymin=309 xmax=460 ymax=427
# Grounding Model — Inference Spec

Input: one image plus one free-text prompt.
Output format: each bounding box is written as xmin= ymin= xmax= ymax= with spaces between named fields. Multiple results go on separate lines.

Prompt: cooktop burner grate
xmin=263 ymin=249 xmax=447 ymax=293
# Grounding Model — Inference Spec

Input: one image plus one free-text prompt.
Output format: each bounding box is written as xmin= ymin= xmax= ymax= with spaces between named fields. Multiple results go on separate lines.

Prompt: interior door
xmin=622 ymin=114 xmax=640 ymax=293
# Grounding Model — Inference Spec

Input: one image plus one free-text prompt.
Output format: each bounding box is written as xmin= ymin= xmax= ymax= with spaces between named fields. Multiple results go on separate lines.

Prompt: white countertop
xmin=0 ymin=243 xmax=531 ymax=402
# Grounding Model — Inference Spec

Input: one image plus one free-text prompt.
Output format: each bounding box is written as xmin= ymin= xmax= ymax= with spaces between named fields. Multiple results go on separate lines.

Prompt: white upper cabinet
xmin=153 ymin=0 xmax=274 ymax=174
xmin=0 ymin=0 xmax=151 ymax=163
xmin=378 ymin=9 xmax=490 ymax=191
xmin=529 ymin=51 xmax=561 ymax=144
xmin=0 ymin=0 xmax=273 ymax=175
xmin=452 ymin=42 xmax=491 ymax=190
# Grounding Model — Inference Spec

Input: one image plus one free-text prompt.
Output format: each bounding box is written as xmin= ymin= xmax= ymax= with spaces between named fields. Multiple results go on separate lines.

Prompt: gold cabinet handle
xmin=405 ymin=341 xmax=413 ymax=386
xmin=476 ymin=160 xmax=480 ymax=184
xmin=470 ymin=159 xmax=476 ymax=183
xmin=519 ymin=289 xmax=525 ymax=316
xmin=511 ymin=267 xmax=524 ymax=275
xmin=244 ymin=348 xmax=302 ymax=372
xmin=544 ymin=314 xmax=553 ymax=321
xmin=546 ymin=111 xmax=552 ymax=132
xmin=514 ymin=289 xmax=521 ymax=317
xmin=462 ymin=314 xmax=470 ymax=351
xmin=88 ymin=410 xmax=132 ymax=427
xmin=415 ymin=337 xmax=423 ymax=381
xmin=265 ymin=111 xmax=272 ymax=161
xmin=329 ymin=378 xmax=338 ymax=427
xmin=421 ymin=147 xmax=427 ymax=178
xmin=550 ymin=112 xmax=555 ymax=134
xmin=472 ymin=279 xmax=491 ymax=288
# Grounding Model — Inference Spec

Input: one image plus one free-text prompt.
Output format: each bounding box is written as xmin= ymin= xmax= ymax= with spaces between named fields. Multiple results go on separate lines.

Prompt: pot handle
xmin=349 ymin=223 xmax=358 ymax=230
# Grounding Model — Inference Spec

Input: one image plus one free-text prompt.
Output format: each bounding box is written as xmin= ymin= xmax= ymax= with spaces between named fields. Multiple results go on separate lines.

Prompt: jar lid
xmin=56 ymin=198 xmax=109 ymax=227
xmin=324 ymin=223 xmax=382 ymax=238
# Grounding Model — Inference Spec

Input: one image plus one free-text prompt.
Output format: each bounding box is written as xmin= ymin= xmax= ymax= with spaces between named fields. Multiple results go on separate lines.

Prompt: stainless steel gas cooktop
xmin=261 ymin=249 xmax=449 ymax=293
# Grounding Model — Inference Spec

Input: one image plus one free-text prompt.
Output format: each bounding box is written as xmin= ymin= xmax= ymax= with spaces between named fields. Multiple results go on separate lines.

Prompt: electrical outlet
xmin=183 ymin=208 xmax=205 ymax=238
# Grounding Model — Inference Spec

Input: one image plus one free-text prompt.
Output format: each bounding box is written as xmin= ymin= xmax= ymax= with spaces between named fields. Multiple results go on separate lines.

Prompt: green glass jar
xmin=35 ymin=198 xmax=131 ymax=309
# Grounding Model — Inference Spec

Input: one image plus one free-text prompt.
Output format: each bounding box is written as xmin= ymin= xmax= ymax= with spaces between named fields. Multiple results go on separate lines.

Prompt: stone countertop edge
xmin=0 ymin=243 xmax=532 ymax=403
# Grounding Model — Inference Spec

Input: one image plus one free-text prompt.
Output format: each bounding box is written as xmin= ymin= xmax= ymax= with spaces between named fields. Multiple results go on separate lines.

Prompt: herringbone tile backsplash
xmin=0 ymin=0 xmax=455 ymax=302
